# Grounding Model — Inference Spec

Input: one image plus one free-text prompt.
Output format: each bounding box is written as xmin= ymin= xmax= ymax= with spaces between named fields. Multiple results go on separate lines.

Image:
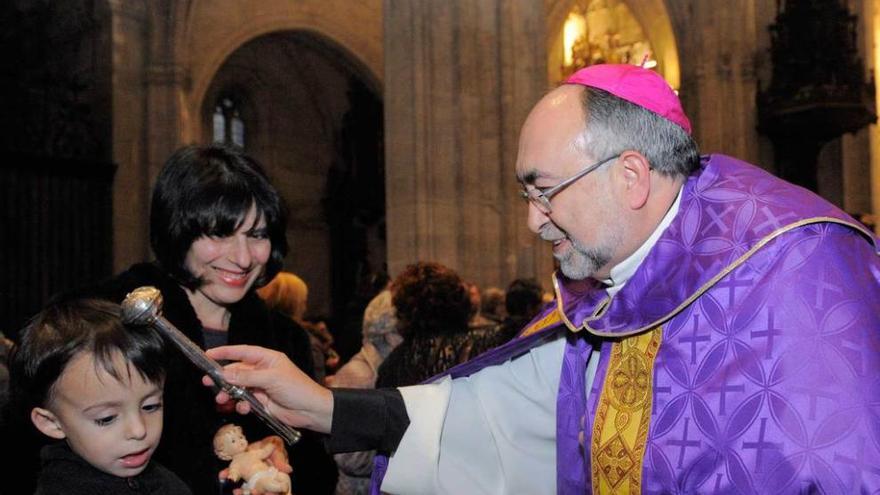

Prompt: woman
xmin=89 ymin=145 xmax=336 ymax=494
xmin=376 ymin=261 xmax=492 ymax=389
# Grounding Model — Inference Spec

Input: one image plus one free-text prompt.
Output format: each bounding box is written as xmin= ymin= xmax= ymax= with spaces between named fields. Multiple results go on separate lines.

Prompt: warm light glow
xmin=563 ymin=13 xmax=587 ymax=67
xmin=556 ymin=0 xmax=680 ymax=93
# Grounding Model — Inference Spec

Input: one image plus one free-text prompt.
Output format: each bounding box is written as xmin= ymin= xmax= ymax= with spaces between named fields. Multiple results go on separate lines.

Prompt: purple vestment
xmin=373 ymin=155 xmax=880 ymax=494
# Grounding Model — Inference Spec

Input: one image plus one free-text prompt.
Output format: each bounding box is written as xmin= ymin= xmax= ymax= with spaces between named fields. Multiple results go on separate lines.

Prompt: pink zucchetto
xmin=565 ymin=64 xmax=692 ymax=135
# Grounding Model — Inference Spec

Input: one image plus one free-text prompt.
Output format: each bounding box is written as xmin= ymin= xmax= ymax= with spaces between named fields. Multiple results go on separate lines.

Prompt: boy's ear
xmin=31 ymin=407 xmax=67 ymax=440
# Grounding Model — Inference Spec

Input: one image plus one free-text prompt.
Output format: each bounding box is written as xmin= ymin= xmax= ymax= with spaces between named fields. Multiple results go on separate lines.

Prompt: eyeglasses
xmin=520 ymin=154 xmax=619 ymax=214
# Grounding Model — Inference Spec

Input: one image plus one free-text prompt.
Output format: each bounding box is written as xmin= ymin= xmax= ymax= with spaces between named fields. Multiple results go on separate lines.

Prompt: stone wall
xmin=109 ymin=0 xmax=879 ymax=297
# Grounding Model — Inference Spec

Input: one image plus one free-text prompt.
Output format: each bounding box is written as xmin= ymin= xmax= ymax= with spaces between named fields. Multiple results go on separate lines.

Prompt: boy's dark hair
xmin=9 ymin=297 xmax=166 ymax=411
xmin=150 ymin=144 xmax=289 ymax=290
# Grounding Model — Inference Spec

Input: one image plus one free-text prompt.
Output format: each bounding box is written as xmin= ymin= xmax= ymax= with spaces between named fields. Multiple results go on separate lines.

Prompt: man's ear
xmin=31 ymin=407 xmax=67 ymax=440
xmin=617 ymin=150 xmax=651 ymax=209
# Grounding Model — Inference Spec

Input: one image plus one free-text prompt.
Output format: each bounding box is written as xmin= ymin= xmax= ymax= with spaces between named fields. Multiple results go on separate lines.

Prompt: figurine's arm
xmin=227 ymin=462 xmax=242 ymax=482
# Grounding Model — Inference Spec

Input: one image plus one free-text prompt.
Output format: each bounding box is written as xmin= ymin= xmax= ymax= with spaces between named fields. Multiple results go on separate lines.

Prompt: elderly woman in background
xmin=328 ymin=288 xmax=400 ymax=390
xmin=327 ymin=288 xmax=401 ymax=494
xmin=259 ymin=271 xmax=339 ymax=383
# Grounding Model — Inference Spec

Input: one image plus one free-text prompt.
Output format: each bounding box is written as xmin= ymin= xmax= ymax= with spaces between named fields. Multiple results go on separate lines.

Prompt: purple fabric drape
xmin=556 ymin=333 xmax=591 ymax=493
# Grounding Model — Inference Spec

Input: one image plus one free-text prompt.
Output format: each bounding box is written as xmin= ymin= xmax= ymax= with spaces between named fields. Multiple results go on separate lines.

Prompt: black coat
xmin=87 ymin=263 xmax=337 ymax=495
xmin=35 ymin=442 xmax=192 ymax=495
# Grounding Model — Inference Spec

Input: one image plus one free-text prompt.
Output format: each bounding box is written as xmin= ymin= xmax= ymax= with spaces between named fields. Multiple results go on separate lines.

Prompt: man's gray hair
xmin=581 ymin=87 xmax=700 ymax=179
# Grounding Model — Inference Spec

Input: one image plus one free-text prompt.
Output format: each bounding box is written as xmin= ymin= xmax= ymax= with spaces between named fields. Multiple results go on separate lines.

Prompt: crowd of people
xmin=1 ymin=61 xmax=878 ymax=495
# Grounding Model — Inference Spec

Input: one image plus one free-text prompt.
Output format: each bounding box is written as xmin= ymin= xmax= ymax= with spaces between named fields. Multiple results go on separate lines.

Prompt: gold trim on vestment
xmin=592 ymin=326 xmax=662 ymax=493
xmin=519 ymin=307 xmax=563 ymax=338
xmin=552 ymin=272 xmax=610 ymax=333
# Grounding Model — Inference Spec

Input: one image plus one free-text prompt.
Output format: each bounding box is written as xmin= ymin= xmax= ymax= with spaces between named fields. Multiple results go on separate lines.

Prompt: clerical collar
xmin=602 ymin=185 xmax=683 ymax=295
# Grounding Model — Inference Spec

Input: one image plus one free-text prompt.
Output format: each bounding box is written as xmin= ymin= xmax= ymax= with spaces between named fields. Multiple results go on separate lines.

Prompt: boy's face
xmin=31 ymin=351 xmax=164 ymax=478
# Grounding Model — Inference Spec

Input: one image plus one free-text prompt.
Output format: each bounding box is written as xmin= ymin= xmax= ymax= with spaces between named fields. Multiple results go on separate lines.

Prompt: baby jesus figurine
xmin=213 ymin=424 xmax=292 ymax=495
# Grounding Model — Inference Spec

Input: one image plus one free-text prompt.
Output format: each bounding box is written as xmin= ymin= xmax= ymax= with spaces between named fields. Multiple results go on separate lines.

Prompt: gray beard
xmin=540 ymin=184 xmax=622 ymax=281
xmin=555 ymin=236 xmax=612 ymax=280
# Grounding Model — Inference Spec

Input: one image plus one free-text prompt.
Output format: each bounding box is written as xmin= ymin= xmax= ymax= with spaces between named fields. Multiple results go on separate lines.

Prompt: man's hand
xmin=204 ymin=345 xmax=334 ymax=433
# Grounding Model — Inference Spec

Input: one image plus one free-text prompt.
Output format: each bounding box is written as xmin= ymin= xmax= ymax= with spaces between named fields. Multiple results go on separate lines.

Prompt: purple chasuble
xmin=372 ymin=154 xmax=880 ymax=494
xmin=556 ymin=332 xmax=591 ymax=492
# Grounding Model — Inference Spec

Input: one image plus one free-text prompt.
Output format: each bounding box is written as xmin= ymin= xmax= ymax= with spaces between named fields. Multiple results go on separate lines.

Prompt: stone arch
xmin=176 ymin=0 xmax=382 ymax=142
xmin=187 ymin=20 xmax=385 ymax=349
xmin=109 ymin=0 xmax=382 ymax=272
xmin=545 ymin=0 xmax=680 ymax=89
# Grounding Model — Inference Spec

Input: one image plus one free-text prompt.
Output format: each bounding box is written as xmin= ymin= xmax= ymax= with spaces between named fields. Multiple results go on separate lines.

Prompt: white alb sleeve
xmin=382 ymin=334 xmax=565 ymax=494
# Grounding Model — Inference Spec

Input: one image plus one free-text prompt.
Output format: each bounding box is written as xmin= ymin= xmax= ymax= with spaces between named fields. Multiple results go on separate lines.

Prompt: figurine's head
xmin=214 ymin=423 xmax=249 ymax=461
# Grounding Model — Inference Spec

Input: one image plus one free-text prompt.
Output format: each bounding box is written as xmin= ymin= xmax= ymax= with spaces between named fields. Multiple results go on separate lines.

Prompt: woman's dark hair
xmin=150 ymin=144 xmax=288 ymax=289
xmin=390 ymin=262 xmax=472 ymax=338
xmin=8 ymin=297 xmax=167 ymax=411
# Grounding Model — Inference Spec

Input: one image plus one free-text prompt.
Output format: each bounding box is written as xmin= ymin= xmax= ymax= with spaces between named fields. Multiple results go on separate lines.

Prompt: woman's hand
xmin=204 ymin=345 xmax=334 ymax=433
xmin=249 ymin=435 xmax=292 ymax=474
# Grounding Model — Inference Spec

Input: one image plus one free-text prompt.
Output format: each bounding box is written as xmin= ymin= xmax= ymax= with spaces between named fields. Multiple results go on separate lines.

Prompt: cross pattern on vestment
xmin=596 ymin=435 xmax=637 ymax=488
xmin=715 ymin=270 xmax=753 ymax=307
xmin=754 ymin=206 xmax=797 ymax=234
xmin=666 ymin=417 xmax=701 ymax=469
xmin=789 ymin=384 xmax=837 ymax=421
xmin=750 ymin=307 xmax=784 ymax=360
xmin=707 ymin=368 xmax=744 ymax=416
xmin=808 ymin=264 xmax=843 ymax=311
xmin=679 ymin=314 xmax=710 ymax=365
xmin=651 ymin=359 xmax=671 ymax=415
xmin=718 ymin=172 xmax=749 ymax=191
xmin=742 ymin=418 xmax=781 ymax=471
xmin=701 ymin=204 xmax=736 ymax=235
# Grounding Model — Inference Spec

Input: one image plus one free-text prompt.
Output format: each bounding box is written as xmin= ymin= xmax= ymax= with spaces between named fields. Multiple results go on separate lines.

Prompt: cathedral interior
xmin=2 ymin=0 xmax=879 ymax=343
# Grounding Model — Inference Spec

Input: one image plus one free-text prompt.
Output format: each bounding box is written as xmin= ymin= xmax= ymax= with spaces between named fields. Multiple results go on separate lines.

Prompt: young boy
xmin=8 ymin=297 xmax=191 ymax=494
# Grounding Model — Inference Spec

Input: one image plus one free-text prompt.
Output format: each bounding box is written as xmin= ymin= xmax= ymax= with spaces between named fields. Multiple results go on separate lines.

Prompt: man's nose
xmin=526 ymin=201 xmax=549 ymax=234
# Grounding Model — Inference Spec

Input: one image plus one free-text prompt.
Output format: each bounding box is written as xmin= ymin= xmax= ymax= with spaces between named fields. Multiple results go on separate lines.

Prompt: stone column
xmin=110 ymin=0 xmax=187 ymax=270
xmin=144 ymin=2 xmax=186 ymax=189
xmin=384 ymin=0 xmax=553 ymax=289
xmin=669 ymin=0 xmax=769 ymax=166
xmin=835 ymin=0 xmax=873 ymax=214
xmin=109 ymin=0 xmax=151 ymax=271
xmin=873 ymin=0 xmax=880 ymax=232
xmin=860 ymin=0 xmax=879 ymax=230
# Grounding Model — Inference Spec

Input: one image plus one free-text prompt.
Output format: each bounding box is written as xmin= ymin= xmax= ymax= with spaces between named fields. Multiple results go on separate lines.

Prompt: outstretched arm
xmin=205 ymin=345 xmax=334 ymax=433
